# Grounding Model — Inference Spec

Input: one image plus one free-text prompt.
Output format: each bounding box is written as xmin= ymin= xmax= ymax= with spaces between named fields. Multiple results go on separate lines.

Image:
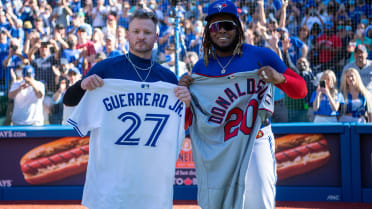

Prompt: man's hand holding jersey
xmin=257 ymin=66 xmax=286 ymax=84
xmin=81 ymin=74 xmax=104 ymax=91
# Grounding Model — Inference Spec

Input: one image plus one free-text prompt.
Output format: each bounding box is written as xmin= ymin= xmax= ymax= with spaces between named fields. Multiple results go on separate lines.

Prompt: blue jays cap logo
xmin=214 ymin=2 xmax=229 ymax=13
xmin=206 ymin=0 xmax=239 ymax=21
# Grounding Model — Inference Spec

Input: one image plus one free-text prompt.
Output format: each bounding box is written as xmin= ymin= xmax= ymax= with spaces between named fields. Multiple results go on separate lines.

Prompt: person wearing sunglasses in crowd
xmin=178 ymin=1 xmax=307 ymax=209
xmin=62 ymin=9 xmax=191 ymax=209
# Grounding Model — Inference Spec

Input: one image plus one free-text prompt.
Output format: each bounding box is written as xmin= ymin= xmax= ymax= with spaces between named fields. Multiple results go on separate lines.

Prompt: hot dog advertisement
xmin=0 ymin=134 xmax=88 ymax=186
xmin=276 ymin=134 xmax=330 ymax=180
xmin=20 ymin=136 xmax=89 ymax=185
xmin=276 ymin=134 xmax=341 ymax=186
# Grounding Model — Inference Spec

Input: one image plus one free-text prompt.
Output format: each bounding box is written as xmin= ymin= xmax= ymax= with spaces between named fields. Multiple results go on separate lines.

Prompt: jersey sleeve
xmin=67 ymin=90 xmax=102 ymax=136
xmin=259 ymin=47 xmax=307 ymax=99
xmin=275 ymin=68 xmax=308 ymax=99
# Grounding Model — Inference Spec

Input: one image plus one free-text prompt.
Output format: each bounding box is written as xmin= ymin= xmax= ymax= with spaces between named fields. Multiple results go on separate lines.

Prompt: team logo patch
xmin=141 ymin=84 xmax=150 ymax=89
xmin=213 ymin=2 xmax=229 ymax=13
xmin=256 ymin=130 xmax=264 ymax=138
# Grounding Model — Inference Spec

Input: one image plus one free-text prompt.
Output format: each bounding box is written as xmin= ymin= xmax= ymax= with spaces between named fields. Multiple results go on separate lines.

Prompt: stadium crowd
xmin=0 ymin=0 xmax=371 ymax=125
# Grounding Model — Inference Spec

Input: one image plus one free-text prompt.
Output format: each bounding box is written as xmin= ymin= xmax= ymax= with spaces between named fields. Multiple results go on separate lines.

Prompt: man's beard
xmin=211 ymin=34 xmax=239 ymax=52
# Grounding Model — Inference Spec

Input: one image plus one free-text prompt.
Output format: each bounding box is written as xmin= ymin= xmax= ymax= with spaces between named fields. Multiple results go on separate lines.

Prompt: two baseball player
xmin=179 ymin=1 xmax=307 ymax=208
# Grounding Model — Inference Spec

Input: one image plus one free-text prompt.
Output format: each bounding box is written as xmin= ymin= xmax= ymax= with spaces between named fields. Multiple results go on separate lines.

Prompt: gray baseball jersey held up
xmin=189 ymin=71 xmax=274 ymax=209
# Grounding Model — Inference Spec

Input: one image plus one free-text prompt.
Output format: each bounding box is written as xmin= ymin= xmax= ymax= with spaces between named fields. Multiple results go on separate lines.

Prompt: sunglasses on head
xmin=209 ymin=20 xmax=237 ymax=33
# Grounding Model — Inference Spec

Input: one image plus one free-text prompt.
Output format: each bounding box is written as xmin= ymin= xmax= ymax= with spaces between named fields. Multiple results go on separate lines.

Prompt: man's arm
xmin=25 ymin=77 xmax=44 ymax=98
xmin=275 ymin=68 xmax=308 ymax=99
xmin=63 ymin=80 xmax=85 ymax=106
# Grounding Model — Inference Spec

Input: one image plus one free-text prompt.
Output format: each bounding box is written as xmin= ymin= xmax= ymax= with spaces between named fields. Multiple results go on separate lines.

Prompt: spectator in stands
xmin=298 ymin=25 xmax=310 ymax=49
xmin=33 ymin=17 xmax=49 ymax=38
xmin=308 ymin=22 xmax=322 ymax=66
xmin=315 ymin=21 xmax=342 ymax=71
xmin=23 ymin=29 xmax=41 ymax=56
xmin=336 ymin=19 xmax=353 ymax=67
xmin=336 ymin=3 xmax=349 ymax=21
xmin=310 ymin=70 xmax=344 ymax=122
xmin=76 ymin=25 xmax=96 ymax=76
xmin=103 ymin=14 xmax=117 ymax=37
xmin=8 ymin=65 xmax=45 ymax=126
xmin=91 ymin=0 xmax=108 ymax=29
xmin=284 ymin=58 xmax=315 ymax=122
xmin=187 ymin=20 xmax=203 ymax=56
xmin=28 ymin=39 xmax=60 ymax=124
xmin=3 ymin=38 xmax=27 ymax=89
xmin=19 ymin=0 xmax=36 ymax=23
xmin=0 ymin=10 xmax=12 ymax=31
xmin=69 ymin=0 xmax=82 ymax=13
xmin=339 ymin=67 xmax=372 ymax=122
xmin=348 ymin=22 xmax=372 ymax=63
xmin=116 ymin=26 xmax=128 ymax=54
xmin=91 ymin=27 xmax=105 ymax=54
xmin=0 ymin=28 xmax=9 ymax=89
xmin=67 ymin=12 xmax=88 ymax=35
xmin=301 ymin=4 xmax=324 ymax=32
xmin=157 ymin=15 xmax=174 ymax=59
xmin=10 ymin=19 xmax=25 ymax=48
xmin=343 ymin=44 xmax=372 ymax=94
xmin=50 ymin=0 xmax=73 ymax=28
xmin=28 ymin=39 xmax=60 ymax=93
xmin=53 ymin=67 xmax=81 ymax=125
xmin=278 ymin=27 xmax=308 ymax=73
xmin=118 ymin=1 xmax=130 ymax=29
xmin=183 ymin=51 xmax=198 ymax=74
xmin=161 ymin=44 xmax=187 ymax=78
xmin=291 ymin=57 xmax=317 ymax=122
xmin=103 ymin=35 xmax=122 ymax=58
xmin=52 ymin=24 xmax=69 ymax=49
xmin=61 ymin=33 xmax=80 ymax=69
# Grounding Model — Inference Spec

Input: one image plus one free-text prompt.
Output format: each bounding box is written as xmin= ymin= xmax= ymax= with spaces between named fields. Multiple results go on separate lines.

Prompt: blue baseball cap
xmin=205 ymin=0 xmax=240 ymax=22
xmin=22 ymin=65 xmax=35 ymax=78
xmin=67 ymin=67 xmax=81 ymax=75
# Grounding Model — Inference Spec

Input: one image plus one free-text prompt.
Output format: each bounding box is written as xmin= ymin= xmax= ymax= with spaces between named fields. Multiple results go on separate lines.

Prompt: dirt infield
xmin=0 ymin=201 xmax=372 ymax=209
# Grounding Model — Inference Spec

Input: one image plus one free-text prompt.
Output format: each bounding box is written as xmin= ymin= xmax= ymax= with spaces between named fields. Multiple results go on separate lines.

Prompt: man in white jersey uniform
xmin=64 ymin=9 xmax=191 ymax=209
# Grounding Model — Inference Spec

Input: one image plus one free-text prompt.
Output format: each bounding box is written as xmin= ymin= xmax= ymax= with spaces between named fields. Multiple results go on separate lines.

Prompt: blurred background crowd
xmin=0 ymin=0 xmax=371 ymax=125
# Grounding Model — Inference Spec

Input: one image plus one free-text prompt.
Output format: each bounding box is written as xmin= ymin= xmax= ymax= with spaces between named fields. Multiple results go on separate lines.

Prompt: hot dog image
xmin=275 ymin=134 xmax=330 ymax=181
xmin=20 ymin=136 xmax=89 ymax=185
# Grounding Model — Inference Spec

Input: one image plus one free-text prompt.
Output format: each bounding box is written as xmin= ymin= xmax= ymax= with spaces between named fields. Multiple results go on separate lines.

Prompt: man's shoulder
xmin=343 ymin=61 xmax=358 ymax=70
xmin=365 ymin=60 xmax=372 ymax=68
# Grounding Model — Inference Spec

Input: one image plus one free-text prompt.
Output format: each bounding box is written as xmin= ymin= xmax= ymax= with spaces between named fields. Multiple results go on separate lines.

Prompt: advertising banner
xmin=175 ymin=136 xmax=197 ymax=186
xmin=0 ymin=132 xmax=197 ymax=187
xmin=0 ymin=135 xmax=87 ymax=187
xmin=275 ymin=133 xmax=342 ymax=186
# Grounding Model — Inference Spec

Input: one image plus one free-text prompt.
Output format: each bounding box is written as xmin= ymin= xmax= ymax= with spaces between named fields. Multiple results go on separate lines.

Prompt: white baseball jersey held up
xmin=68 ymin=79 xmax=186 ymax=209
xmin=189 ymin=71 xmax=274 ymax=209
